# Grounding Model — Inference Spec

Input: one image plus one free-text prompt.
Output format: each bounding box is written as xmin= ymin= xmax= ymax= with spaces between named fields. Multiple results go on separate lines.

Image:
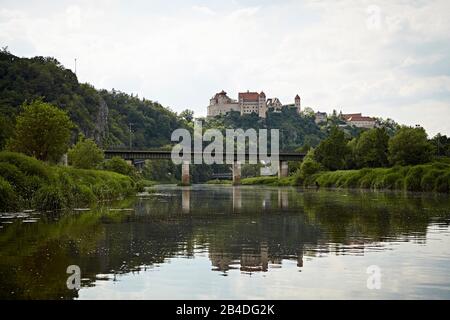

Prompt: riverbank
xmin=0 ymin=152 xmax=138 ymax=211
xmin=206 ymin=176 xmax=295 ymax=186
xmin=300 ymin=161 xmax=450 ymax=193
xmin=226 ymin=161 xmax=450 ymax=193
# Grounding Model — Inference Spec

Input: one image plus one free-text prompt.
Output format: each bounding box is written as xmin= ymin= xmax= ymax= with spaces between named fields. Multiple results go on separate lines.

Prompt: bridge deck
xmin=104 ymin=150 xmax=305 ymax=162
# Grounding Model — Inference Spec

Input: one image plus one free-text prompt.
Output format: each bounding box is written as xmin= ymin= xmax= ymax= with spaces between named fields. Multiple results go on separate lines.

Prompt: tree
xmin=142 ymin=160 xmax=176 ymax=182
xmin=179 ymin=109 xmax=194 ymax=123
xmin=297 ymin=148 xmax=323 ymax=181
xmin=303 ymin=107 xmax=315 ymax=118
xmin=431 ymin=133 xmax=450 ymax=157
xmin=314 ymin=127 xmax=349 ymax=170
xmin=68 ymin=136 xmax=104 ymax=169
xmin=388 ymin=126 xmax=434 ymax=165
xmin=354 ymin=128 xmax=389 ymax=168
xmin=7 ymin=100 xmax=74 ymax=162
xmin=102 ymin=156 xmax=136 ymax=177
xmin=0 ymin=115 xmax=14 ymax=150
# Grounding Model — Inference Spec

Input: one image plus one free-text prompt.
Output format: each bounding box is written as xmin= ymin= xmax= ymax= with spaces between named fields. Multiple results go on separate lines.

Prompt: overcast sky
xmin=1 ymin=0 xmax=449 ymax=136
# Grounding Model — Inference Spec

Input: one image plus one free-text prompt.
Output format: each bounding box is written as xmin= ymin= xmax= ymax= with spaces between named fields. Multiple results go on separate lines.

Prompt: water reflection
xmin=0 ymin=185 xmax=450 ymax=299
xmin=182 ymin=188 xmax=190 ymax=214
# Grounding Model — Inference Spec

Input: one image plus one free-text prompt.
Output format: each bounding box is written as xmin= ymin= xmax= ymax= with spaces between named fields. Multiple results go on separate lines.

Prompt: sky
xmin=1 ymin=0 xmax=450 ymax=136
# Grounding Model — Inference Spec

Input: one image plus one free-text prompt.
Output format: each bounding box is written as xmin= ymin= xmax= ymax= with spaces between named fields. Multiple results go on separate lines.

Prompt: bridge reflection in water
xmin=175 ymin=186 xmax=297 ymax=274
xmin=2 ymin=185 xmax=449 ymax=299
xmin=179 ymin=186 xmax=289 ymax=215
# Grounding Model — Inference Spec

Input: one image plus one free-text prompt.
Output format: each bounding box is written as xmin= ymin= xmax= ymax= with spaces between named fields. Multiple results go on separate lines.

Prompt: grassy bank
xmin=206 ymin=179 xmax=232 ymax=185
xmin=241 ymin=176 xmax=296 ymax=186
xmin=223 ymin=161 xmax=450 ymax=194
xmin=0 ymin=152 xmax=138 ymax=212
xmin=206 ymin=176 xmax=295 ymax=186
xmin=297 ymin=161 xmax=450 ymax=193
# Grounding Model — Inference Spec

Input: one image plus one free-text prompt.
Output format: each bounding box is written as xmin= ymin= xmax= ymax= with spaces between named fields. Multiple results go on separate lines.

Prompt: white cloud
xmin=0 ymin=0 xmax=449 ymax=135
xmin=192 ymin=5 xmax=216 ymax=16
xmin=66 ymin=5 xmax=81 ymax=29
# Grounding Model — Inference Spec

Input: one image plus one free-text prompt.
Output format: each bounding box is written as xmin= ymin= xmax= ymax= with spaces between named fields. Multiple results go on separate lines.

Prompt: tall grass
xmin=0 ymin=152 xmax=137 ymax=211
xmin=297 ymin=161 xmax=450 ymax=193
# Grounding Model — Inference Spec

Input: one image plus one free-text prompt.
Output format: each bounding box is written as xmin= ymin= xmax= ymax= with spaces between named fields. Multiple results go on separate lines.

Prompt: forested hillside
xmin=0 ymin=48 xmax=402 ymax=156
xmin=0 ymin=48 xmax=186 ymax=149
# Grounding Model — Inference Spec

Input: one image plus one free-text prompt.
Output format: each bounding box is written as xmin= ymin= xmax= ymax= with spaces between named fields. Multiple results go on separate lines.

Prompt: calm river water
xmin=1 ymin=185 xmax=450 ymax=299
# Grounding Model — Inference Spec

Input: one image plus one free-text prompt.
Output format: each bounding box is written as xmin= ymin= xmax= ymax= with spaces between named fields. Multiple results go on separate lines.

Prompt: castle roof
xmin=213 ymin=90 xmax=228 ymax=99
xmin=347 ymin=116 xmax=375 ymax=122
xmin=295 ymin=94 xmax=300 ymax=100
xmin=239 ymin=91 xmax=260 ymax=101
xmin=259 ymin=91 xmax=266 ymax=97
xmin=342 ymin=113 xmax=362 ymax=120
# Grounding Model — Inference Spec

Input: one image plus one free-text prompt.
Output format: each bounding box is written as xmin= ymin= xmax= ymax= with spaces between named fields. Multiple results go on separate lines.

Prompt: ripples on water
xmin=0 ymin=185 xmax=449 ymax=299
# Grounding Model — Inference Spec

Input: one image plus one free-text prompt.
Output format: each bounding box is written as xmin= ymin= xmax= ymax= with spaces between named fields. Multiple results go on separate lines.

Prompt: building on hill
xmin=266 ymin=97 xmax=283 ymax=111
xmin=342 ymin=113 xmax=376 ymax=128
xmin=207 ymin=90 xmax=301 ymax=118
xmin=315 ymin=111 xmax=327 ymax=124
xmin=239 ymin=91 xmax=267 ymax=118
xmin=207 ymin=90 xmax=240 ymax=117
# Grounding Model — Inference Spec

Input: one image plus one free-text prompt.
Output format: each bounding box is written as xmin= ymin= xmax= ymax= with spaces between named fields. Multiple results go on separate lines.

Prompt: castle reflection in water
xmin=134 ymin=185 xmax=401 ymax=276
xmin=2 ymin=184 xmax=448 ymax=299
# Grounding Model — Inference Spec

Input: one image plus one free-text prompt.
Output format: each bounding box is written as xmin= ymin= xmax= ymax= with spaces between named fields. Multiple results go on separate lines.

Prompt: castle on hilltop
xmin=207 ymin=90 xmax=301 ymax=118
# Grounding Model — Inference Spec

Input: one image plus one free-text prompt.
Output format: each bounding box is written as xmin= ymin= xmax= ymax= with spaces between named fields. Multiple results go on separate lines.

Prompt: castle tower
xmin=295 ymin=94 xmax=301 ymax=114
xmin=259 ymin=91 xmax=267 ymax=118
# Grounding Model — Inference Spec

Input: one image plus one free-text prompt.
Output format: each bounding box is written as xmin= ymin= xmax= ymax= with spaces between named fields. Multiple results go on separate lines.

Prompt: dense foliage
xmin=68 ymin=137 xmax=104 ymax=169
xmin=351 ymin=127 xmax=390 ymax=168
xmin=388 ymin=126 xmax=434 ymax=166
xmin=297 ymin=161 xmax=450 ymax=193
xmin=7 ymin=100 xmax=74 ymax=162
xmin=313 ymin=127 xmax=349 ymax=170
xmin=0 ymin=152 xmax=136 ymax=211
xmin=0 ymin=49 xmax=187 ymax=149
xmin=203 ymin=108 xmax=326 ymax=151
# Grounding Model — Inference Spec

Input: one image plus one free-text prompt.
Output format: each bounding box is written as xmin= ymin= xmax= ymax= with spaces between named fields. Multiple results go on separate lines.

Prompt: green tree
xmin=354 ymin=128 xmax=389 ymax=168
xmin=297 ymin=148 xmax=323 ymax=181
xmin=102 ymin=156 xmax=136 ymax=177
xmin=68 ymin=137 xmax=104 ymax=169
xmin=388 ymin=126 xmax=434 ymax=165
xmin=7 ymin=100 xmax=74 ymax=162
xmin=431 ymin=133 xmax=450 ymax=157
xmin=0 ymin=115 xmax=14 ymax=150
xmin=314 ymin=127 xmax=349 ymax=170
xmin=142 ymin=160 xmax=177 ymax=182
xmin=179 ymin=109 xmax=194 ymax=123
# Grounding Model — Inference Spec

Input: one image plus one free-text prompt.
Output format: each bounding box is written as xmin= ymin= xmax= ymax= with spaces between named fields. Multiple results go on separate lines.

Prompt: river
xmin=1 ymin=185 xmax=449 ymax=299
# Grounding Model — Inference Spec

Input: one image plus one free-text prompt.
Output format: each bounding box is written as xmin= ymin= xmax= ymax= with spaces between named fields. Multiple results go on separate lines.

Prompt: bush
xmin=0 ymin=162 xmax=27 ymax=192
xmin=102 ymin=157 xmax=136 ymax=177
xmin=33 ymin=185 xmax=67 ymax=211
xmin=359 ymin=170 xmax=376 ymax=189
xmin=341 ymin=171 xmax=364 ymax=188
xmin=405 ymin=167 xmax=424 ymax=191
xmin=0 ymin=151 xmax=138 ymax=211
xmin=381 ymin=173 xmax=403 ymax=190
xmin=435 ymin=173 xmax=450 ymax=193
xmin=0 ymin=151 xmax=49 ymax=178
xmin=68 ymin=137 xmax=104 ymax=169
xmin=0 ymin=177 xmax=17 ymax=211
xmin=297 ymin=158 xmax=450 ymax=193
xmin=296 ymin=157 xmax=323 ymax=183
xmin=420 ymin=170 xmax=440 ymax=192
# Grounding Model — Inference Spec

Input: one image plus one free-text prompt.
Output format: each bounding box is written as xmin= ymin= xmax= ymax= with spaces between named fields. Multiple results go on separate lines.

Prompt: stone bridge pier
xmin=278 ymin=160 xmax=289 ymax=178
xmin=181 ymin=161 xmax=190 ymax=186
xmin=232 ymin=161 xmax=241 ymax=185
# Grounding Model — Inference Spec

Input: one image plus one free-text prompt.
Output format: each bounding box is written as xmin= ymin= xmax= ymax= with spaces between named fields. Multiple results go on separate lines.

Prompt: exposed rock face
xmin=94 ymin=96 xmax=109 ymax=146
